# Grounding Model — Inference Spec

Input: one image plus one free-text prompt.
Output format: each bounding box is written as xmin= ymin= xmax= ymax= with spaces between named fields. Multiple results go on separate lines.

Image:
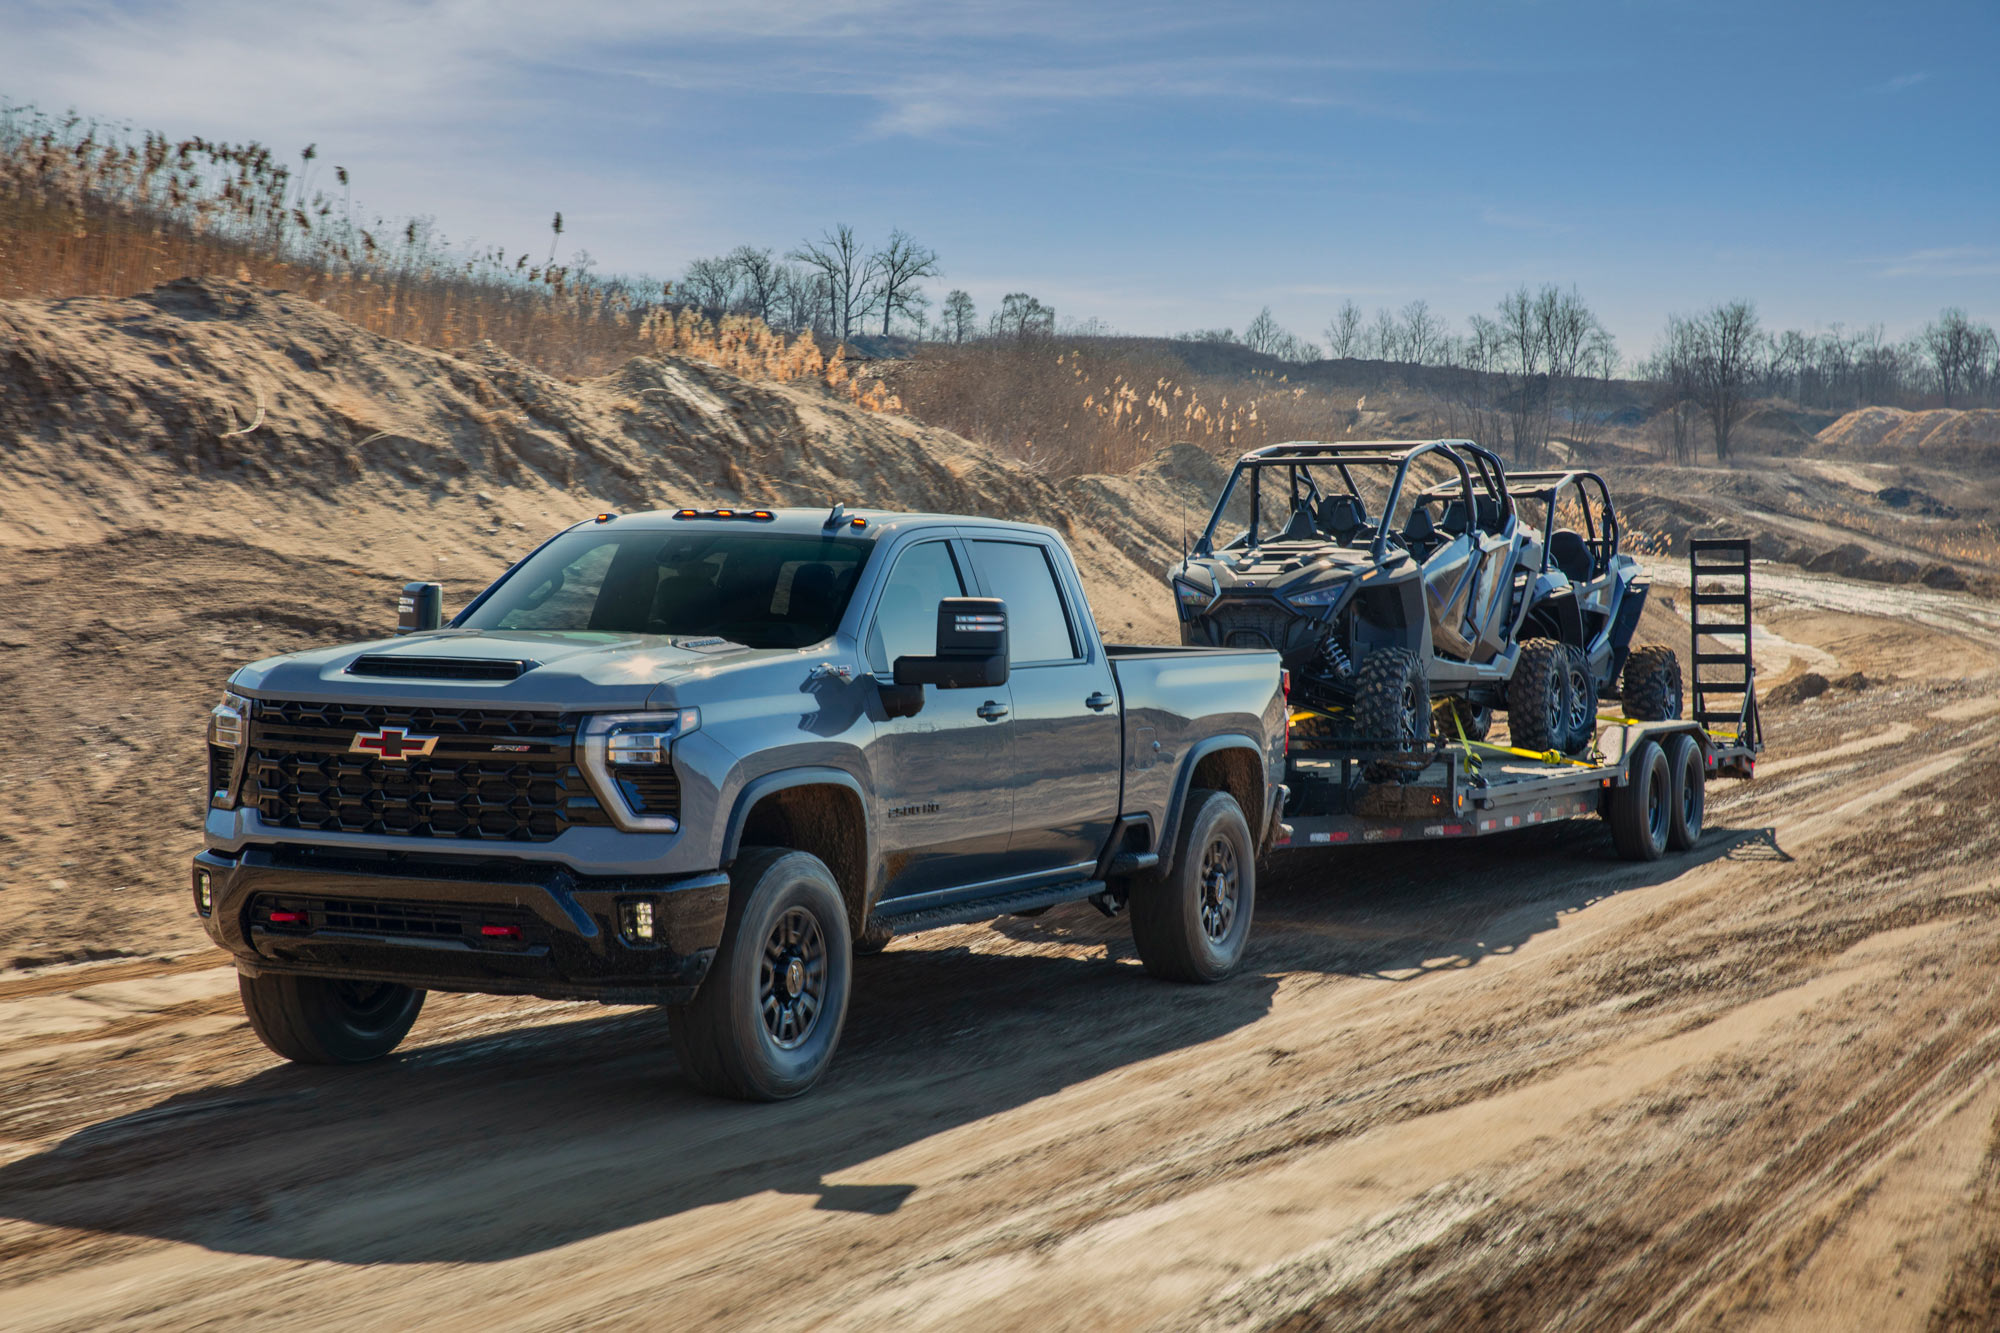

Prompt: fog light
xmin=621 ymin=898 xmax=656 ymax=944
xmin=194 ymin=869 xmax=213 ymax=916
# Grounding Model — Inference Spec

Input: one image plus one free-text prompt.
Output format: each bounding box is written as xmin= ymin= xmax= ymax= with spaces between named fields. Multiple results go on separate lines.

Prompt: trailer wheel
xmin=670 ymin=848 xmax=852 ymax=1101
xmin=1608 ymin=740 xmax=1672 ymax=861
xmin=1664 ymin=732 xmax=1705 ymax=851
xmin=238 ymin=974 xmax=425 ymax=1065
xmin=1507 ymin=639 xmax=1570 ymax=753
xmin=1622 ymin=645 xmax=1684 ymax=721
xmin=1129 ymin=789 xmax=1255 ymax=983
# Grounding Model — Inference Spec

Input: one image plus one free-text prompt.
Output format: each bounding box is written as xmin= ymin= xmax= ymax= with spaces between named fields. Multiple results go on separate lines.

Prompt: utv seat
xmin=1401 ymin=506 xmax=1440 ymax=557
xmin=1474 ymin=495 xmax=1506 ymax=534
xmin=1275 ymin=507 xmax=1319 ymax=543
xmin=1550 ymin=529 xmax=1595 ymax=582
xmin=1315 ymin=495 xmax=1368 ymax=545
xmin=1439 ymin=500 xmax=1470 ymax=537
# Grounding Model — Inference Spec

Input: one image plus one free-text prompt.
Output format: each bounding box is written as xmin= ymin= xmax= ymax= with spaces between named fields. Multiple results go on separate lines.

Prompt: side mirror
xmin=893 ymin=597 xmax=1009 ymax=689
xmin=397 ymin=581 xmax=443 ymax=634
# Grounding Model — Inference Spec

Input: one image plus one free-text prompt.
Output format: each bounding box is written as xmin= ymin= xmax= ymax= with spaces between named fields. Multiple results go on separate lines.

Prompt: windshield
xmin=459 ymin=527 xmax=873 ymax=649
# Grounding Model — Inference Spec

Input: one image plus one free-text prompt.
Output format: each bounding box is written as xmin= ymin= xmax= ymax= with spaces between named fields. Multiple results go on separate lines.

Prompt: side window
xmin=865 ymin=541 xmax=965 ymax=673
xmin=970 ymin=540 xmax=1078 ymax=664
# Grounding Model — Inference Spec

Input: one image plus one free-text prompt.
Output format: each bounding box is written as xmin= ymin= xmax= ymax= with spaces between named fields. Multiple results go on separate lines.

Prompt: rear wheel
xmin=1608 ymin=739 xmax=1672 ymax=861
xmin=1507 ymin=639 xmax=1570 ymax=753
xmin=1129 ymin=789 xmax=1256 ymax=983
xmin=1354 ymin=647 xmax=1430 ymax=767
xmin=1664 ymin=732 xmax=1706 ymax=851
xmin=1435 ymin=697 xmax=1493 ymax=743
xmin=1622 ymin=645 xmax=1684 ymax=721
xmin=1561 ymin=645 xmax=1597 ymax=753
xmin=238 ymin=973 xmax=425 ymax=1065
xmin=670 ymin=848 xmax=852 ymax=1101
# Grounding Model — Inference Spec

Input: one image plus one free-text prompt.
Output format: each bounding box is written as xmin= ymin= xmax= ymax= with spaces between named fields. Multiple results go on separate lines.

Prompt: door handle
xmin=1085 ymin=691 xmax=1114 ymax=712
xmin=977 ymin=701 xmax=1010 ymax=722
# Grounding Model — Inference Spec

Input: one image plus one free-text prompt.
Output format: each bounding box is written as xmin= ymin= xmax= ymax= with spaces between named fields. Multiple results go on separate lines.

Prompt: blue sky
xmin=5 ymin=0 xmax=1996 ymax=358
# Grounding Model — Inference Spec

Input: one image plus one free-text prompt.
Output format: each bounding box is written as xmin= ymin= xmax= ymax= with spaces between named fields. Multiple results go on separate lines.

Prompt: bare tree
xmin=1922 ymin=307 xmax=1997 ymax=407
xmin=989 ymin=292 xmax=1056 ymax=340
xmin=1368 ymin=307 xmax=1401 ymax=361
xmin=788 ymin=224 xmax=875 ymax=340
xmin=678 ymin=254 xmax=737 ymax=312
xmin=941 ymin=289 xmax=976 ymax=343
xmin=1325 ymin=299 xmax=1364 ymax=358
xmin=726 ymin=245 xmax=782 ymax=323
xmin=870 ymin=228 xmax=940 ymax=337
xmin=773 ymin=264 xmax=826 ymax=333
xmin=1494 ymin=286 xmax=1549 ymax=463
xmin=1686 ymin=300 xmax=1762 ymax=461
xmin=1400 ymin=299 xmax=1443 ymax=365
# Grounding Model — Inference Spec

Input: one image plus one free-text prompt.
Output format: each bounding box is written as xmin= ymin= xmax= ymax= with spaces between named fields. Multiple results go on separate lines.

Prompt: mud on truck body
xmin=195 ymin=507 xmax=1284 ymax=1099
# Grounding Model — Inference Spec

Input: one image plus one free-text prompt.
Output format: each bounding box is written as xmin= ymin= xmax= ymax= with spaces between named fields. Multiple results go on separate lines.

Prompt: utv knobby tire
xmin=1663 ymin=732 xmax=1706 ymax=851
xmin=1622 ymin=645 xmax=1684 ymax=721
xmin=1354 ymin=647 xmax=1431 ymax=756
xmin=1129 ymin=789 xmax=1255 ymax=983
xmin=670 ymin=848 xmax=852 ymax=1101
xmin=1507 ymin=639 xmax=1571 ymax=753
xmin=1608 ymin=740 xmax=1672 ymax=861
xmin=1561 ymin=644 xmax=1597 ymax=754
xmin=238 ymin=973 xmax=425 ymax=1065
xmin=1435 ymin=697 xmax=1493 ymax=743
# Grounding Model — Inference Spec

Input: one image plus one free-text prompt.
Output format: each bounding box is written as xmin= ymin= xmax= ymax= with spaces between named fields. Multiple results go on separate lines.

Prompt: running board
xmin=873 ymin=878 xmax=1105 ymax=935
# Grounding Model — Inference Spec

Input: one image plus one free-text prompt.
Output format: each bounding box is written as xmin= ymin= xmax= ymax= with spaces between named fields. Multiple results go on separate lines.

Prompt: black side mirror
xmin=397 ymin=582 xmax=443 ymax=634
xmin=893 ymin=597 xmax=1009 ymax=689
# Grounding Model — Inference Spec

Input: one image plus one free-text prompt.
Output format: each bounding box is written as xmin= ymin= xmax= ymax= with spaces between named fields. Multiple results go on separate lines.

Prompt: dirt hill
xmin=1816 ymin=405 xmax=2000 ymax=466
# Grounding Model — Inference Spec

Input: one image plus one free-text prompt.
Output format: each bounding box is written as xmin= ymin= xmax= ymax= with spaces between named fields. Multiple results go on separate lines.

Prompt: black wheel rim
xmin=1682 ymin=756 xmax=1701 ymax=828
xmin=1567 ymin=661 xmax=1594 ymax=739
xmin=1199 ymin=835 xmax=1240 ymax=944
xmin=334 ymin=980 xmax=405 ymax=1033
xmin=759 ymin=905 xmax=828 ymax=1050
xmin=1647 ymin=765 xmax=1668 ymax=844
xmin=1401 ymin=682 xmax=1424 ymax=746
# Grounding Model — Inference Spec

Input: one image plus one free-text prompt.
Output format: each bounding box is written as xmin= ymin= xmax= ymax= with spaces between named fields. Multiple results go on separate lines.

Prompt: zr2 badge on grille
xmin=349 ymin=727 xmax=440 ymax=760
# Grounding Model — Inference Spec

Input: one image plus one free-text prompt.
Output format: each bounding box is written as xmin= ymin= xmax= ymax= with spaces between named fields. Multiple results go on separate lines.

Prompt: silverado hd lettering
xmin=195 ymin=507 xmax=1286 ymax=1099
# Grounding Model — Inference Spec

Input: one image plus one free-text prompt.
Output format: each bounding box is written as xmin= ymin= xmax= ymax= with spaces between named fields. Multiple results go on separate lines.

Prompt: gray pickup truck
xmin=194 ymin=507 xmax=1286 ymax=1098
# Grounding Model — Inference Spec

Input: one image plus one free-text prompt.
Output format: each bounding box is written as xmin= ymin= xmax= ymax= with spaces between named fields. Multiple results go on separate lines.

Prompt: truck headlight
xmin=579 ymin=710 xmax=700 ymax=833
xmin=209 ymin=690 xmax=252 ymax=749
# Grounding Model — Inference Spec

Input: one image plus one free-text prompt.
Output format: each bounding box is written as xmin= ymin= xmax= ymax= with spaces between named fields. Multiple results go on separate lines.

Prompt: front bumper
xmin=193 ymin=846 xmax=730 ymax=1004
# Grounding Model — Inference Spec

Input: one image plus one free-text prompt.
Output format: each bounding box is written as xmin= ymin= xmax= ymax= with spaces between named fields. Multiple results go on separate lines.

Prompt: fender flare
xmin=719 ymin=765 xmax=874 ymax=881
xmin=1157 ymin=734 xmax=1268 ymax=879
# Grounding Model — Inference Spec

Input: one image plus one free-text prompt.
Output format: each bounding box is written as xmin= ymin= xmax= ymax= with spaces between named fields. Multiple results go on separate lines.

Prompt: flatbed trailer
xmin=1270 ymin=539 xmax=1764 ymax=863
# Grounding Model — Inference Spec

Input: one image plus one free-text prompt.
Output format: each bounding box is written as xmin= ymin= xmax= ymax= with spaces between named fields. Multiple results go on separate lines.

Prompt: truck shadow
xmin=0 ymin=948 xmax=1276 ymax=1266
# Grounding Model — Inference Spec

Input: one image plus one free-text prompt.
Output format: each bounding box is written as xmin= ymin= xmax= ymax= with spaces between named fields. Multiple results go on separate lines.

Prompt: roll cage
xmin=1506 ymin=469 xmax=1621 ymax=580
xmin=1195 ymin=440 xmax=1495 ymax=564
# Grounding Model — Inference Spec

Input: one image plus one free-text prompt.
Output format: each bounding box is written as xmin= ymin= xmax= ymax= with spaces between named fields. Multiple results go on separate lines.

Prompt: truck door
xmin=864 ymin=537 xmax=1017 ymax=901
xmin=966 ymin=538 xmax=1120 ymax=881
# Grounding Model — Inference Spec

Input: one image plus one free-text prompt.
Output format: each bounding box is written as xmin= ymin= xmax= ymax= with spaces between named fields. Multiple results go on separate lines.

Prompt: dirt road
xmin=0 ymin=563 xmax=1997 ymax=1331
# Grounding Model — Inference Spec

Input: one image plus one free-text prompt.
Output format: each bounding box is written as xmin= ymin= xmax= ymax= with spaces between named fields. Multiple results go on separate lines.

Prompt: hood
xmin=230 ymin=627 xmax=784 ymax=711
xmin=1182 ymin=543 xmax=1400 ymax=601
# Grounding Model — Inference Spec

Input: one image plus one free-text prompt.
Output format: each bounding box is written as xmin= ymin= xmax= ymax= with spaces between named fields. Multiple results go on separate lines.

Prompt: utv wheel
xmin=238 ymin=973 xmax=425 ymax=1065
xmin=1608 ymin=740 xmax=1672 ymax=861
xmin=1622 ymin=645 xmax=1684 ymax=721
xmin=670 ymin=848 xmax=852 ymax=1101
xmin=1129 ymin=789 xmax=1255 ymax=983
xmin=1436 ymin=697 xmax=1492 ymax=743
xmin=1561 ymin=645 xmax=1597 ymax=753
xmin=1507 ymin=639 xmax=1571 ymax=754
xmin=1663 ymin=732 xmax=1706 ymax=851
xmin=1354 ymin=647 xmax=1431 ymax=759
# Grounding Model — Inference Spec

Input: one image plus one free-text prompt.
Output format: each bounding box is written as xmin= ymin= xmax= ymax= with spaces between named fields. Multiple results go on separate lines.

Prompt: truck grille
xmin=242 ymin=702 xmax=611 ymax=842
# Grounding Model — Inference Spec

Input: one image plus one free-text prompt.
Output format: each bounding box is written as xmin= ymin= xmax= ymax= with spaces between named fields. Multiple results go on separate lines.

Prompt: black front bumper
xmin=193 ymin=846 xmax=729 ymax=1004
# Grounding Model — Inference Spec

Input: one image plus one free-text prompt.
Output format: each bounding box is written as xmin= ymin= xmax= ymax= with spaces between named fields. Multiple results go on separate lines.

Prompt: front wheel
xmin=1129 ymin=789 xmax=1256 ymax=983
xmin=670 ymin=848 xmax=853 ymax=1101
xmin=238 ymin=973 xmax=425 ymax=1064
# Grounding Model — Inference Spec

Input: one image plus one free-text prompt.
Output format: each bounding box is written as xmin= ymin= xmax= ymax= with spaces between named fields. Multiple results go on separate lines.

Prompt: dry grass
xmin=0 ymin=104 xmax=889 ymax=407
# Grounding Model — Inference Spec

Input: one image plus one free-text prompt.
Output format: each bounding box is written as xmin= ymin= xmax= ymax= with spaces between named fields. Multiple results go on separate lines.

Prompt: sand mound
xmin=1815 ymin=405 xmax=2000 ymax=464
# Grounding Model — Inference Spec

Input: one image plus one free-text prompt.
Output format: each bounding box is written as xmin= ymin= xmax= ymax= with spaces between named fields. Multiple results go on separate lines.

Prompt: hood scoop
xmin=347 ymin=654 xmax=537 ymax=681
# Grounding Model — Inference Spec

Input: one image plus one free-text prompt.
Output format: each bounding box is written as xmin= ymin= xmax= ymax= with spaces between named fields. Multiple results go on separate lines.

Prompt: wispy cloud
xmin=1875 ymin=246 xmax=2000 ymax=278
xmin=1871 ymin=71 xmax=1930 ymax=94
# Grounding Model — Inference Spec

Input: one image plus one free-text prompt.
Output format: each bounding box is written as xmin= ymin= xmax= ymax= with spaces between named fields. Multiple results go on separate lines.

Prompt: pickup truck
xmin=194 ymin=507 xmax=1286 ymax=1099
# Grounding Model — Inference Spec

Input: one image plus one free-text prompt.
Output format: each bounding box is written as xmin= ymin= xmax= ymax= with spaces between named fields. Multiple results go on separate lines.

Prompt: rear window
xmin=970 ymin=540 xmax=1078 ymax=664
xmin=461 ymin=528 xmax=873 ymax=649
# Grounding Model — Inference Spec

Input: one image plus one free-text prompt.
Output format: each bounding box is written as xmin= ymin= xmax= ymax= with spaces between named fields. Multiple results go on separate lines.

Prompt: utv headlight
xmin=1287 ymin=585 xmax=1349 ymax=608
xmin=1172 ymin=575 xmax=1216 ymax=612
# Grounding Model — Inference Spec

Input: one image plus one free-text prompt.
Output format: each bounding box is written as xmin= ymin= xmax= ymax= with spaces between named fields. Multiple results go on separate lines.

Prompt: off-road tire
xmin=1129 ymin=789 xmax=1255 ymax=983
xmin=1435 ymin=697 xmax=1492 ymax=743
xmin=670 ymin=848 xmax=852 ymax=1101
xmin=238 ymin=973 xmax=425 ymax=1065
xmin=1507 ymin=639 xmax=1571 ymax=753
xmin=1622 ymin=645 xmax=1684 ymax=721
xmin=1608 ymin=739 xmax=1672 ymax=861
xmin=1354 ymin=647 xmax=1431 ymax=756
xmin=1561 ymin=644 xmax=1597 ymax=753
xmin=1663 ymin=732 xmax=1706 ymax=851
